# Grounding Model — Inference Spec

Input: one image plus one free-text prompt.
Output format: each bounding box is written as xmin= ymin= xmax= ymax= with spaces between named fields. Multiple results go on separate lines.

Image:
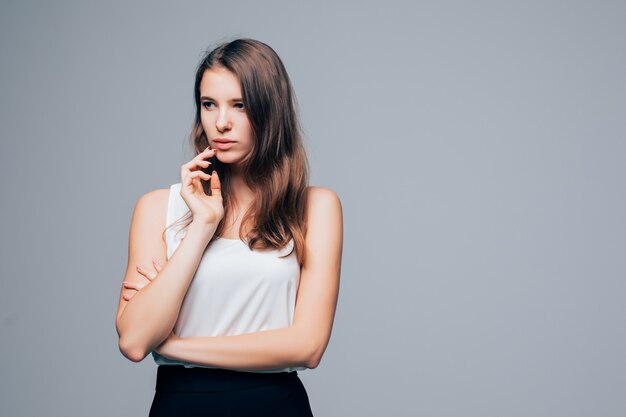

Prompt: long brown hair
xmin=163 ymin=38 xmax=310 ymax=266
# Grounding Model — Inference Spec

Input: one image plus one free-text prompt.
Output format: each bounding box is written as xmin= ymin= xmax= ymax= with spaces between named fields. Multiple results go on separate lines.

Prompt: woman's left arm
xmin=156 ymin=187 xmax=343 ymax=371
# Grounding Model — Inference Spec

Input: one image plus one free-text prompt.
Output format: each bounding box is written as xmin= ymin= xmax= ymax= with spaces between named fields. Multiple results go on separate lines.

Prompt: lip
xmin=213 ymin=138 xmax=236 ymax=143
xmin=212 ymin=140 xmax=236 ymax=151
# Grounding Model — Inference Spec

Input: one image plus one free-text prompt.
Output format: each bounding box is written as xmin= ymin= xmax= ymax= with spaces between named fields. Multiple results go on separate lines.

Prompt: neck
xmin=228 ymin=171 xmax=255 ymax=210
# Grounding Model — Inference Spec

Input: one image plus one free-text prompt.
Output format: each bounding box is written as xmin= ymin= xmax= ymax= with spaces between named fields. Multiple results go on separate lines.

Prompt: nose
xmin=216 ymin=110 xmax=232 ymax=132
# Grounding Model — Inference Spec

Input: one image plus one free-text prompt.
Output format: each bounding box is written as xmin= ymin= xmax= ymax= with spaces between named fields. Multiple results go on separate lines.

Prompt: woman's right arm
xmin=115 ymin=190 xmax=216 ymax=362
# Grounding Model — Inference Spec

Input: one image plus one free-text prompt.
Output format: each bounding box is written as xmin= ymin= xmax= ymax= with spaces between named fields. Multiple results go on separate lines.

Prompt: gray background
xmin=1 ymin=0 xmax=624 ymax=416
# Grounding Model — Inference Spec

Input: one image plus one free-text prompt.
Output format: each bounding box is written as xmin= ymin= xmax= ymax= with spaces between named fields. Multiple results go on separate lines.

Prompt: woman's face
xmin=199 ymin=67 xmax=254 ymax=168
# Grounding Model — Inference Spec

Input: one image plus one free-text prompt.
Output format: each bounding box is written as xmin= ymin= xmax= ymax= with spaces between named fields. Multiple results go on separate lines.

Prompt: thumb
xmin=210 ymin=170 xmax=222 ymax=198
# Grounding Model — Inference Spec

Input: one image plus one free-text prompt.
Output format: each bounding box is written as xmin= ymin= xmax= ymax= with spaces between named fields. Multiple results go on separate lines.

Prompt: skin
xmin=201 ymin=65 xmax=255 ymax=225
xmin=116 ymin=66 xmax=343 ymax=370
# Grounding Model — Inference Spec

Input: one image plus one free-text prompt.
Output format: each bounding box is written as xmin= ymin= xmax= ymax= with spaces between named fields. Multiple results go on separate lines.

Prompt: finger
xmin=182 ymin=170 xmax=209 ymax=188
xmin=137 ymin=266 xmax=153 ymax=280
xmin=199 ymin=147 xmax=215 ymax=159
xmin=183 ymin=171 xmax=194 ymax=188
xmin=146 ymin=270 xmax=158 ymax=280
xmin=189 ymin=170 xmax=211 ymax=181
xmin=210 ymin=170 xmax=222 ymax=198
xmin=153 ymin=259 xmax=162 ymax=272
xmin=187 ymin=147 xmax=215 ymax=165
xmin=122 ymin=288 xmax=138 ymax=300
xmin=181 ymin=149 xmax=216 ymax=175
xmin=181 ymin=158 xmax=212 ymax=172
xmin=200 ymin=147 xmax=217 ymax=158
xmin=136 ymin=265 xmax=157 ymax=281
xmin=123 ymin=281 xmax=146 ymax=291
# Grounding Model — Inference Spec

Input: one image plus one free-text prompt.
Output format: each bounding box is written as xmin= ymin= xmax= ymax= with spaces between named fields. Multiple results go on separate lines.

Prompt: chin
xmin=215 ymin=154 xmax=242 ymax=165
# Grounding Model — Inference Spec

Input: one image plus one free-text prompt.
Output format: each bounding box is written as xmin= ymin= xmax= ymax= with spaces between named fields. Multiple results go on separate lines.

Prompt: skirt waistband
xmin=155 ymin=365 xmax=299 ymax=392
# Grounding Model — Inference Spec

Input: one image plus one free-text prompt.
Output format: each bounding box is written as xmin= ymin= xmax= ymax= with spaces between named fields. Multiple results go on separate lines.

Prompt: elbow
xmin=116 ymin=319 xmax=150 ymax=363
xmin=294 ymin=326 xmax=329 ymax=369
xmin=304 ymin=341 xmax=325 ymax=369
xmin=305 ymin=354 xmax=321 ymax=369
xmin=115 ymin=318 xmax=142 ymax=362
xmin=118 ymin=337 xmax=148 ymax=363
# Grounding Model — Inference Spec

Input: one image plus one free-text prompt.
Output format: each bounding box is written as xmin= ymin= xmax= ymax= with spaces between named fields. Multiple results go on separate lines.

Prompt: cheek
xmin=245 ymin=129 xmax=254 ymax=147
xmin=241 ymin=119 xmax=253 ymax=137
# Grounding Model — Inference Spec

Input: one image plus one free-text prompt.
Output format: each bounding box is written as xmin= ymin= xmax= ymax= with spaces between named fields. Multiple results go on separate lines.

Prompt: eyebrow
xmin=200 ymin=96 xmax=243 ymax=102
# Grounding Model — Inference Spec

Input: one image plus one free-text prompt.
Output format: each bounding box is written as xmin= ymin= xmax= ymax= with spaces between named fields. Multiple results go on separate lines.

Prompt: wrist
xmin=157 ymin=335 xmax=180 ymax=357
xmin=187 ymin=221 xmax=217 ymax=239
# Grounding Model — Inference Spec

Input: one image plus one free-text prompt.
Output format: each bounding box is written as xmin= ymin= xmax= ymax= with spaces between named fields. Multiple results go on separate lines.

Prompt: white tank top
xmin=151 ymin=183 xmax=307 ymax=373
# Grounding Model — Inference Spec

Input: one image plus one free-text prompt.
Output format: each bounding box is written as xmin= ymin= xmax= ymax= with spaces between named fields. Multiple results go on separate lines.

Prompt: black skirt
xmin=149 ymin=365 xmax=314 ymax=417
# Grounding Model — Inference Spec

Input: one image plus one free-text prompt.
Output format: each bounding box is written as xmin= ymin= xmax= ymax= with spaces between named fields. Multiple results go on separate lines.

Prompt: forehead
xmin=199 ymin=67 xmax=242 ymax=97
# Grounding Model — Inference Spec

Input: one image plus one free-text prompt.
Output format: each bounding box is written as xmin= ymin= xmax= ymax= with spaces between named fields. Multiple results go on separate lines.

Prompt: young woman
xmin=114 ymin=38 xmax=343 ymax=416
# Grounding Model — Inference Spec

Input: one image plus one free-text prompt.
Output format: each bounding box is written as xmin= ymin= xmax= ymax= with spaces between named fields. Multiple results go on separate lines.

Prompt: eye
xmin=235 ymin=102 xmax=245 ymax=110
xmin=201 ymin=101 xmax=215 ymax=109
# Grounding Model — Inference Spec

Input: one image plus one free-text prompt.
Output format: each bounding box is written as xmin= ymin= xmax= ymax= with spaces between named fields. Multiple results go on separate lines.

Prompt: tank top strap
xmin=165 ymin=183 xmax=190 ymax=259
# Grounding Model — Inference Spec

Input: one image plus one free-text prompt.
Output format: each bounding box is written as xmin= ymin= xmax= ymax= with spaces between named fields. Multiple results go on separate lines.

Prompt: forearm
xmin=159 ymin=326 xmax=314 ymax=371
xmin=118 ymin=222 xmax=215 ymax=360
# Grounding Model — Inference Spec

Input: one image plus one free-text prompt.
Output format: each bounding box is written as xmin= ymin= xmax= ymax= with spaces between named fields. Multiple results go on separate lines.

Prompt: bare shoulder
xmin=303 ymin=186 xmax=343 ymax=257
xmin=305 ymin=186 xmax=342 ymax=209
xmin=129 ymin=187 xmax=171 ymax=244
xmin=137 ymin=187 xmax=169 ymax=207
xmin=133 ymin=187 xmax=169 ymax=221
